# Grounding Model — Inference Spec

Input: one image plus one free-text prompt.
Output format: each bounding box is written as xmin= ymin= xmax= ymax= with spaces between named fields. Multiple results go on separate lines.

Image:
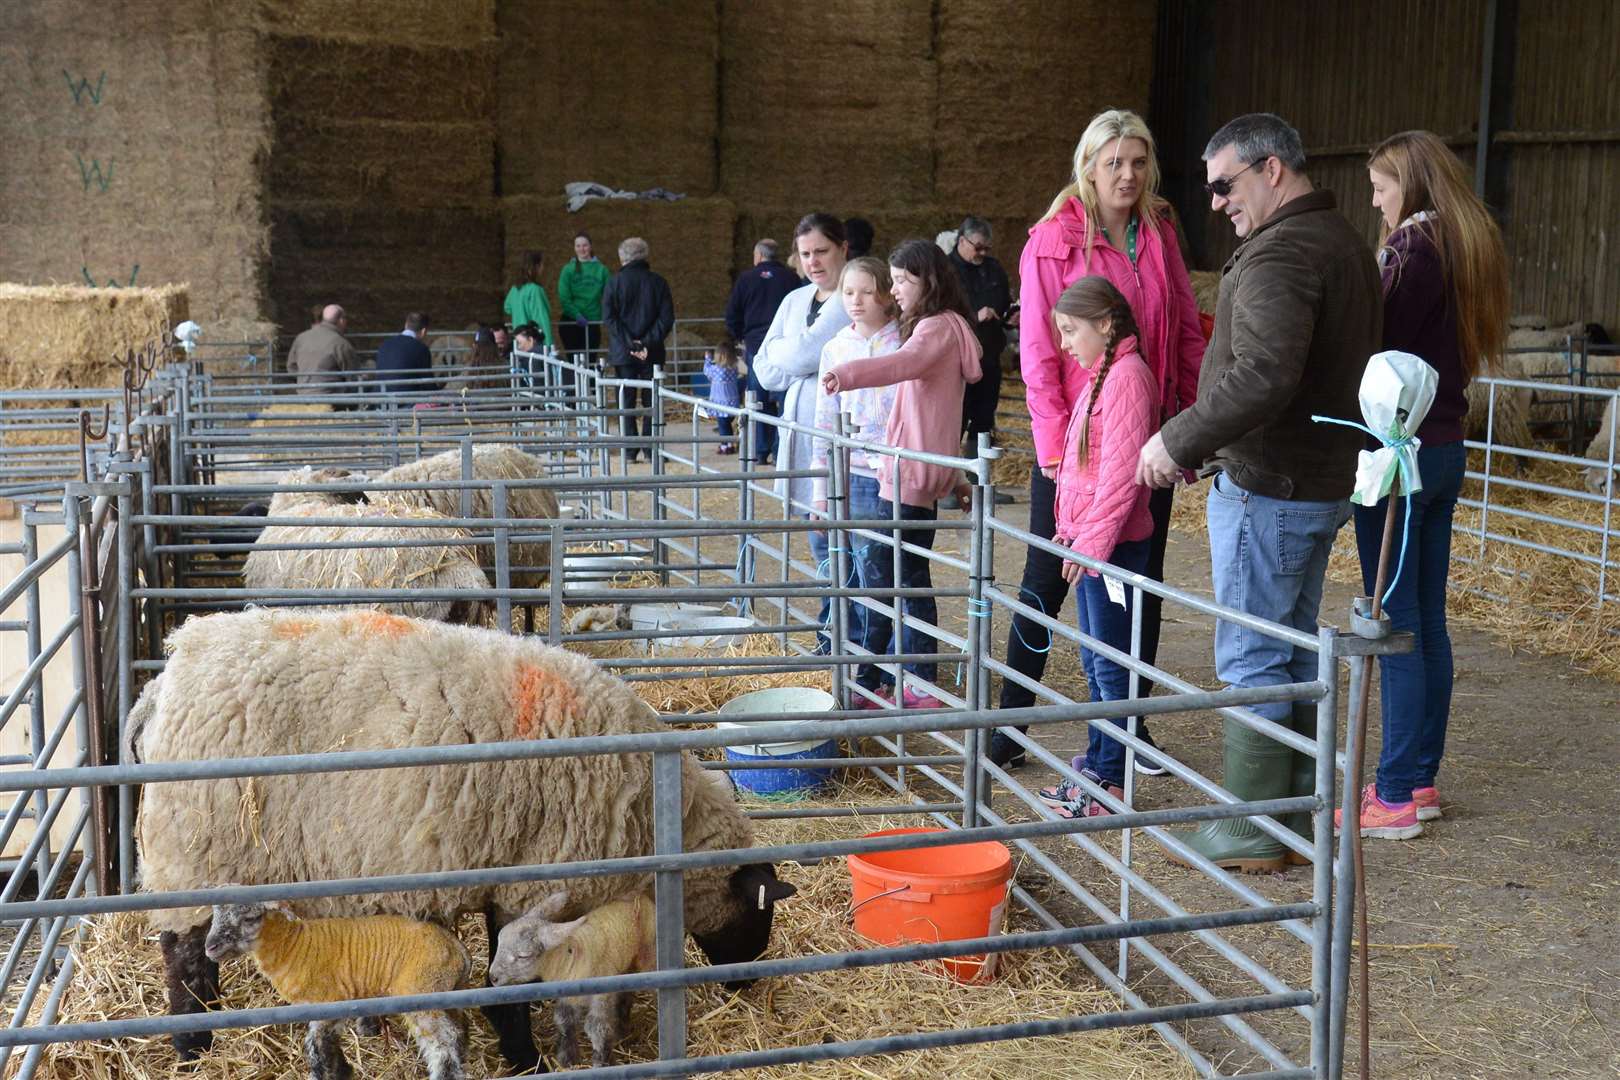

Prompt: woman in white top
xmin=753 ymin=212 xmax=852 ymax=651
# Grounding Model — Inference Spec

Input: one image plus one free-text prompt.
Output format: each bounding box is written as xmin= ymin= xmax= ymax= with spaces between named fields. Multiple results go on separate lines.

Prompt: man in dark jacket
xmin=374 ymin=312 xmax=439 ymax=397
xmin=725 ymin=238 xmax=799 ymax=462
xmin=948 ymin=216 xmax=1012 ymax=442
xmin=1138 ymin=113 xmax=1380 ymax=873
xmin=601 ymin=237 xmax=674 ymax=458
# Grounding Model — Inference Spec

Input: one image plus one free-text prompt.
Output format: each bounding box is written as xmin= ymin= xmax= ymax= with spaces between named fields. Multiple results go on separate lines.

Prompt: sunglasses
xmin=963 ymin=237 xmax=992 ymax=255
xmin=1204 ymin=159 xmax=1263 ymax=198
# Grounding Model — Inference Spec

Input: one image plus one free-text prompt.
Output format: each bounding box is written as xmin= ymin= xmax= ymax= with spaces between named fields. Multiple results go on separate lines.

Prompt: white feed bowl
xmin=627 ymin=602 xmax=725 ymax=632
xmin=716 ymin=687 xmax=838 ymax=755
xmin=652 ymin=615 xmax=757 ymax=653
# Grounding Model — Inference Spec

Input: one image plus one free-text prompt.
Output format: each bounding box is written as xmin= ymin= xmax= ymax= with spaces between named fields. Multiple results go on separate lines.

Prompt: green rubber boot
xmin=1282 ymin=702 xmax=1321 ymax=866
xmin=1162 ymin=717 xmax=1292 ymax=873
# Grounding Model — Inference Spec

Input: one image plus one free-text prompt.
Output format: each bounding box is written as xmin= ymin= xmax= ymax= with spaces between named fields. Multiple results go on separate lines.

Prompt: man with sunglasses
xmin=1136 ymin=113 xmax=1381 ymax=873
xmin=948 ymin=216 xmax=1014 ymax=452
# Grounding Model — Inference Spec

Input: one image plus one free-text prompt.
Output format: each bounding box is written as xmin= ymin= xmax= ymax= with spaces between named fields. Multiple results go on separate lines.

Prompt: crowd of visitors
xmin=291 ymin=107 xmax=1508 ymax=855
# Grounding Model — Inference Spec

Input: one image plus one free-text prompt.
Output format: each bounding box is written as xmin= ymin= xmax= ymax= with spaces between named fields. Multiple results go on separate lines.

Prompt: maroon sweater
xmin=1380 ymin=220 xmax=1466 ymax=444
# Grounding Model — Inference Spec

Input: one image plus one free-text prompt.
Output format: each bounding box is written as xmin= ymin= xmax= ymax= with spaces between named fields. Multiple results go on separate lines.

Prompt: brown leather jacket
xmin=287 ymin=323 xmax=358 ymax=390
xmin=1160 ymin=190 xmax=1381 ymax=501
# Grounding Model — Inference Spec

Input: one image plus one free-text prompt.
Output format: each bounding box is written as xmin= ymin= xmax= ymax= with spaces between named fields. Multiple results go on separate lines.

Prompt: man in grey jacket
xmin=287 ymin=304 xmax=359 ymax=406
xmin=1137 ymin=113 xmax=1381 ymax=872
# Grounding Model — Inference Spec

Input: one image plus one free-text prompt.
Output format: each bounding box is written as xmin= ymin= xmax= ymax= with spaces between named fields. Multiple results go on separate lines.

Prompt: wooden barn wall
xmin=1154 ymin=0 xmax=1619 ymax=332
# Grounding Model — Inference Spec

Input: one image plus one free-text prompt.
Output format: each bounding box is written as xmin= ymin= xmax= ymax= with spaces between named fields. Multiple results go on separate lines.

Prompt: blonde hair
xmin=1039 ymin=109 xmax=1165 ymax=256
xmin=1368 ymin=130 xmax=1510 ymax=380
xmin=840 ymin=256 xmax=898 ymax=321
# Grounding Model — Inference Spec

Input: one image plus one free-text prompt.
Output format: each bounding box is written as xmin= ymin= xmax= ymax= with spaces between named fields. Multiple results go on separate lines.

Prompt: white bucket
xmin=652 ymin=615 xmax=757 ymax=653
xmin=561 ymin=554 xmax=646 ymax=594
xmin=627 ymin=602 xmax=724 ymax=632
xmin=715 ymin=687 xmax=838 ymax=753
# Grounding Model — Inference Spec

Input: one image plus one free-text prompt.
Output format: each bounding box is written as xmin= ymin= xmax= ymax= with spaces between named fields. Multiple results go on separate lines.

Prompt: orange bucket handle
xmin=847 ymin=883 xmax=928 ymax=918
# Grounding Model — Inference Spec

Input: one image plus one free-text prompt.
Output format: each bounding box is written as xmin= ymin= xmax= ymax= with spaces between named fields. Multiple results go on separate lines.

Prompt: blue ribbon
xmin=1311 ymin=414 xmax=1419 ymax=608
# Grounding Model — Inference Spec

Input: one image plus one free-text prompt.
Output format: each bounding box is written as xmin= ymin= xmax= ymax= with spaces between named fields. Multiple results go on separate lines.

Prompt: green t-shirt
xmin=558 ymin=258 xmax=610 ymax=322
xmin=503 ymin=282 xmax=555 ymax=347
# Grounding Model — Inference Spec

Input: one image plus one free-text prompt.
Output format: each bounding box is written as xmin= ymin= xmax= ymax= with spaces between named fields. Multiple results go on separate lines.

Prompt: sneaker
xmin=900 ymin=688 xmax=948 ymax=710
xmin=717 ymin=443 xmax=737 ymax=455
xmin=1334 ymin=784 xmax=1423 ymax=840
xmin=849 ymin=686 xmax=893 ymax=710
xmin=1413 ymin=786 xmax=1441 ymax=821
xmin=986 ymin=731 xmax=1026 ymax=769
xmin=1052 ymin=785 xmax=1122 ymax=819
xmin=1039 ymin=761 xmax=1093 ymax=809
xmin=1132 ymin=729 xmax=1170 ymax=777
xmin=1040 ymin=766 xmax=1122 ymax=818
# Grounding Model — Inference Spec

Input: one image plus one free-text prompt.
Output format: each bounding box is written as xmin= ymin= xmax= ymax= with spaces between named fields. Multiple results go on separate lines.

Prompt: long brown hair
xmin=1038 ymin=109 xmax=1166 ymax=255
xmin=1053 ymin=276 xmax=1139 ymax=468
xmin=886 ymin=239 xmax=971 ymax=342
xmin=1367 ymin=130 xmax=1510 ymax=379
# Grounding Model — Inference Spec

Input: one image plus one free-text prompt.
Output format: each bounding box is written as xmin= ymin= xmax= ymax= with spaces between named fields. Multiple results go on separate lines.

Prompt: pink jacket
xmin=1053 ymin=338 xmax=1158 ymax=567
xmin=829 ymin=311 xmax=983 ymax=507
xmin=1020 ymin=198 xmax=1205 ymax=467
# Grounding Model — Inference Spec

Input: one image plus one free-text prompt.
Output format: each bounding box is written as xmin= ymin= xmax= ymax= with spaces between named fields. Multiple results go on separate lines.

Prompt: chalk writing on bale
xmin=62 ymin=69 xmax=106 ymax=106
xmin=80 ymin=264 xmax=139 ymax=288
xmin=75 ymin=154 xmax=114 ymax=193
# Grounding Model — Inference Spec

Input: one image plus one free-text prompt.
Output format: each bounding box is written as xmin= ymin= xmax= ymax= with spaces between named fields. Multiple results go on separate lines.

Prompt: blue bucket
xmin=716 ymin=687 xmax=840 ymax=798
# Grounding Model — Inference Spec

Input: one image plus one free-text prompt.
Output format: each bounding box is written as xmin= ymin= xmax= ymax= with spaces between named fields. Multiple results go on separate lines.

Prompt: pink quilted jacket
xmin=1053 ymin=338 xmax=1158 ymax=568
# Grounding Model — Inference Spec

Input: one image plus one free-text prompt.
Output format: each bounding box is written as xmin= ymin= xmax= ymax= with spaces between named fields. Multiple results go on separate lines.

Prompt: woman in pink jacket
xmin=993 ymin=109 xmax=1206 ymax=770
xmin=822 ymin=239 xmax=983 ymax=709
xmin=1032 ymin=277 xmax=1158 ymax=817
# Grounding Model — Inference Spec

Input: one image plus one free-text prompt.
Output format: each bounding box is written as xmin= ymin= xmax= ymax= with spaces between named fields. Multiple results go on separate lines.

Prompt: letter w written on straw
xmin=75 ymin=154 xmax=114 ymax=193
xmin=63 ymin=70 xmax=106 ymax=106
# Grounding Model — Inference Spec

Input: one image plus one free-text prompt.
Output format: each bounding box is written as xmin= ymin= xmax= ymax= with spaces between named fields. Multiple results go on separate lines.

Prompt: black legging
xmin=999 ymin=465 xmax=1172 ymax=722
xmin=613 ymin=369 xmax=654 ymax=443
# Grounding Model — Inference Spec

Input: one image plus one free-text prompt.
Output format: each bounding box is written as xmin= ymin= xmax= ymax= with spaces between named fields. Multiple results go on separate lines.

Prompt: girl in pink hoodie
xmin=821 ymin=239 xmax=983 ymax=709
xmin=1032 ymin=277 xmax=1158 ymax=819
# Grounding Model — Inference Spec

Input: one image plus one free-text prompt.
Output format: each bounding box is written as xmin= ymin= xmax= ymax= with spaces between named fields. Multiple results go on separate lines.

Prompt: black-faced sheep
xmin=365 ymin=445 xmax=562 ymax=588
xmin=205 ymin=901 xmax=470 ymax=1080
xmin=489 ymin=891 xmax=655 ymax=1068
xmin=132 ymin=609 xmax=795 ymax=1071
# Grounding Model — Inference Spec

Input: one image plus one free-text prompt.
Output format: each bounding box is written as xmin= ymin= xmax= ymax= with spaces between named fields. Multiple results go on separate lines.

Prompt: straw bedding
xmin=29 ymin=795 xmax=1194 ymax=1079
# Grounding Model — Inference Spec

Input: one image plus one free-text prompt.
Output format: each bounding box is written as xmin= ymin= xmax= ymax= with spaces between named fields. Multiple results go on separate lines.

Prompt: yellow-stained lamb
xmin=205 ymin=901 xmax=470 ymax=1080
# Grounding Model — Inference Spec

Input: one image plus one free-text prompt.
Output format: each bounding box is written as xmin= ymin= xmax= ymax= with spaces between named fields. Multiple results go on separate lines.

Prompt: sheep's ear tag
xmin=757 ymin=885 xmax=766 ymax=911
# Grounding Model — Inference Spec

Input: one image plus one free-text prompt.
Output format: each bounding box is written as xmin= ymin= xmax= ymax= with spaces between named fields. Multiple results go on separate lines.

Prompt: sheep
xmin=366 ymin=445 xmax=562 ymax=588
xmin=132 ymin=608 xmax=796 ymax=1070
xmin=1582 ymin=396 xmax=1618 ymax=495
xmin=204 ymin=900 xmax=471 ymax=1080
xmin=243 ymin=467 xmax=491 ymax=625
xmin=488 ymin=891 xmax=656 ymax=1068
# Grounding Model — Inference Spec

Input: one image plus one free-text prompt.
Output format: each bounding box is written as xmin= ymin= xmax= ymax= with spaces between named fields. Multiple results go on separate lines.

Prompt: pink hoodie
xmin=828 ymin=311 xmax=983 ymax=507
xmin=1020 ymin=197 xmax=1205 ymax=467
xmin=1053 ymin=337 xmax=1158 ymax=567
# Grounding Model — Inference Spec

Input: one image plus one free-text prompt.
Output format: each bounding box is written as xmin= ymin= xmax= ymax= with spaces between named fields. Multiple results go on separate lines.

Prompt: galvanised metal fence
xmin=0 ymin=349 xmax=1398 ymax=1079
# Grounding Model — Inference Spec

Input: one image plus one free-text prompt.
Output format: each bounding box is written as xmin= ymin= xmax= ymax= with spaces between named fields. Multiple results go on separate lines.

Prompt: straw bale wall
xmin=0 ymin=1 xmax=270 ymax=339
xmin=498 ymin=0 xmax=719 ymax=199
xmin=0 ymin=284 xmax=187 ymax=392
xmin=504 ymin=196 xmax=738 ymax=328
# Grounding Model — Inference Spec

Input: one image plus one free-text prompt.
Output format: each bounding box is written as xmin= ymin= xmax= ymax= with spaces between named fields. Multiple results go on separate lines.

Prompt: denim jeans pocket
xmin=1276 ymin=506 xmax=1342 ymax=575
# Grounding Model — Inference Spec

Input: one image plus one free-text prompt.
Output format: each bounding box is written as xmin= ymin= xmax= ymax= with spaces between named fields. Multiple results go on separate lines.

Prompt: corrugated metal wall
xmin=1154 ymin=0 xmax=1618 ymax=331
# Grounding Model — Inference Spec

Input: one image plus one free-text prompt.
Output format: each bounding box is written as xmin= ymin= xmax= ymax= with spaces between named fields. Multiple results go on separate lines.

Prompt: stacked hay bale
xmin=0 ymin=283 xmax=186 ymax=391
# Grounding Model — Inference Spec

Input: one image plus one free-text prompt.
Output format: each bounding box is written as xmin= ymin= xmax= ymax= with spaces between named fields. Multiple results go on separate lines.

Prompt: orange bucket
xmin=846 ymin=827 xmax=1014 ymax=983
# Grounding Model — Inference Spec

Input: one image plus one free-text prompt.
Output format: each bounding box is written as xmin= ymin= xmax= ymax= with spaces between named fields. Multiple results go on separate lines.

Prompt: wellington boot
xmin=1161 ymin=717 xmax=1292 ymax=873
xmin=1282 ymin=702 xmax=1321 ymax=866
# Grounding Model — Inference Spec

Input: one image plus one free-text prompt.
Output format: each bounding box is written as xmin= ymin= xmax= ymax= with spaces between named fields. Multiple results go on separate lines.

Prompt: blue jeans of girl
xmin=1352 ymin=440 xmax=1466 ymax=804
xmin=1074 ymin=538 xmax=1153 ymax=788
xmin=849 ymin=475 xmax=938 ymax=690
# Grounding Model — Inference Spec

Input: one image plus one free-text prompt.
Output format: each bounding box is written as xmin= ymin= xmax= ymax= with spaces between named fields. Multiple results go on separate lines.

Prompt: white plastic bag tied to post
xmin=174 ymin=320 xmax=203 ymax=356
xmin=1348 ymin=350 xmax=1438 ymax=507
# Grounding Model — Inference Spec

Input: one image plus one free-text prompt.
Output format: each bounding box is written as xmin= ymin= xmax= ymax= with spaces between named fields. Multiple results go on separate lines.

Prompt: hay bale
xmin=244 ymin=500 xmax=491 ymax=624
xmin=367 ymin=444 xmax=561 ymax=588
xmin=261 ymin=0 xmax=496 ymax=42
xmin=0 ymin=283 xmax=187 ymax=391
xmin=1188 ymin=271 xmax=1221 ymax=314
xmin=270 ymin=115 xmax=495 ymax=208
xmin=502 ymin=195 xmax=738 ymax=323
xmin=497 ymin=1 xmax=718 ymax=198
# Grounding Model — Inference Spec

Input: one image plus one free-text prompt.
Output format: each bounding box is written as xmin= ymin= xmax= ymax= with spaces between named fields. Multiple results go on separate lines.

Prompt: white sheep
xmin=131 ymin=609 xmax=796 ymax=1071
xmin=205 ymin=900 xmax=470 ymax=1080
xmin=366 ymin=445 xmax=562 ymax=588
xmin=1582 ymin=396 xmax=1618 ymax=495
xmin=243 ymin=467 xmax=491 ymax=625
xmin=488 ymin=891 xmax=656 ymax=1068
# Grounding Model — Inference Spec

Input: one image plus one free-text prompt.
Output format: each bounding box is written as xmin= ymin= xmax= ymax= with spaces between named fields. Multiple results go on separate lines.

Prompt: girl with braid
xmin=1035 ymin=277 xmax=1159 ymax=818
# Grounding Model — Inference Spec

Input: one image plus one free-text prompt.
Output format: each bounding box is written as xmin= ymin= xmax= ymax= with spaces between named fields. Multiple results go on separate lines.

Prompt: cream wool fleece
xmin=135 ymin=609 xmax=757 ymax=937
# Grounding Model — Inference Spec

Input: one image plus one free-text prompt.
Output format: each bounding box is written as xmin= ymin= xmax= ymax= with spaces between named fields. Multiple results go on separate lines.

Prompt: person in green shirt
xmin=557 ymin=231 xmax=610 ymax=361
xmin=503 ymin=250 xmax=556 ymax=352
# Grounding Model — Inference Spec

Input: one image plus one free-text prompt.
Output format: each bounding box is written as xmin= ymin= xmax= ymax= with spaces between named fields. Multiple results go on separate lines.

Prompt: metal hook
xmin=78 ymin=404 xmax=111 ymax=482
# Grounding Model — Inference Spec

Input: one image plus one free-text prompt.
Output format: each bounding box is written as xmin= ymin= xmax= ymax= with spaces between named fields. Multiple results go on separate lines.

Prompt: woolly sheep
xmin=205 ymin=901 xmax=470 ymax=1080
xmin=1582 ymin=396 xmax=1618 ymax=495
xmin=489 ymin=891 xmax=656 ymax=1068
xmin=132 ymin=609 xmax=795 ymax=1070
xmin=243 ymin=466 xmax=491 ymax=625
xmin=366 ymin=445 xmax=562 ymax=588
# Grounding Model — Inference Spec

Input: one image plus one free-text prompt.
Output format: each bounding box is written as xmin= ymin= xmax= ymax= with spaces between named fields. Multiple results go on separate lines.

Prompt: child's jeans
xmin=850 ymin=476 xmax=938 ymax=690
xmin=1075 ymin=537 xmax=1153 ymax=788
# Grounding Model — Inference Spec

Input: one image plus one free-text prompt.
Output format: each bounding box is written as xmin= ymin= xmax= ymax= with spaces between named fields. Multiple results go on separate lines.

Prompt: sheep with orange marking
xmin=129 ymin=608 xmax=795 ymax=1073
xmin=365 ymin=445 xmax=562 ymax=587
xmin=243 ymin=466 xmax=491 ymax=625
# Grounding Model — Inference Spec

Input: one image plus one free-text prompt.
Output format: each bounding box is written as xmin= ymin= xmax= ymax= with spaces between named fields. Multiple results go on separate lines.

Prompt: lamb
xmin=489 ymin=891 xmax=656 ymax=1068
xmin=243 ymin=467 xmax=491 ymax=625
xmin=205 ymin=901 xmax=471 ymax=1080
xmin=365 ymin=445 xmax=562 ymax=588
xmin=132 ymin=608 xmax=795 ymax=1071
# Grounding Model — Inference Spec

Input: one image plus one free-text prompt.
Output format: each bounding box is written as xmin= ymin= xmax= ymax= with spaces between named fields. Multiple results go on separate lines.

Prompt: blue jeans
xmin=849 ymin=476 xmax=938 ymax=689
xmin=1075 ymin=538 xmax=1153 ymax=787
xmin=807 ymin=518 xmax=862 ymax=652
xmin=1353 ymin=441 xmax=1466 ymax=803
xmin=1207 ymin=473 xmax=1350 ymax=727
xmin=744 ymin=354 xmax=781 ymax=461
